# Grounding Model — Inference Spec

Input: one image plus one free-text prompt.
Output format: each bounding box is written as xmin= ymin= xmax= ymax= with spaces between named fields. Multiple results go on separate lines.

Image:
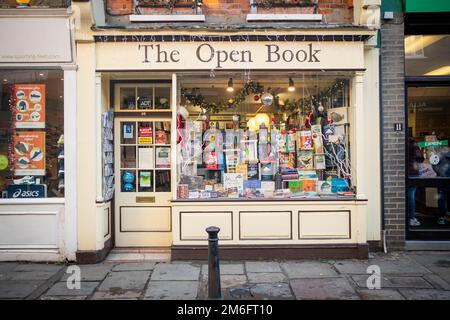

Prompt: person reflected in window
xmin=408 ymin=137 xmax=424 ymax=227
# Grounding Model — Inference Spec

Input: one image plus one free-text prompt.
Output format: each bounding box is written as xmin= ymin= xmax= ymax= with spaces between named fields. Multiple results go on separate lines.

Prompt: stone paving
xmin=0 ymin=251 xmax=449 ymax=300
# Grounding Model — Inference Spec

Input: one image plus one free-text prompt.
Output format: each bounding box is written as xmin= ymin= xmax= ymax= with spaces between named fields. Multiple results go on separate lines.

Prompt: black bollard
xmin=206 ymin=226 xmax=222 ymax=300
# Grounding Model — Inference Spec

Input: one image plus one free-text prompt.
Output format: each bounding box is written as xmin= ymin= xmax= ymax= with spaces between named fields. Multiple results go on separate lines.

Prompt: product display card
xmin=139 ymin=171 xmax=152 ymax=188
xmin=13 ymin=131 xmax=45 ymax=176
xmin=155 ymin=147 xmax=170 ymax=168
xmin=223 ymin=173 xmax=244 ymax=196
xmin=138 ymin=147 xmax=154 ymax=169
xmin=13 ymin=84 xmax=46 ymax=129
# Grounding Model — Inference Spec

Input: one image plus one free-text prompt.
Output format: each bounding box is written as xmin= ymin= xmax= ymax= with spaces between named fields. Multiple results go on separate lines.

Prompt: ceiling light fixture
xmin=288 ymin=77 xmax=295 ymax=92
xmin=227 ymin=78 xmax=234 ymax=92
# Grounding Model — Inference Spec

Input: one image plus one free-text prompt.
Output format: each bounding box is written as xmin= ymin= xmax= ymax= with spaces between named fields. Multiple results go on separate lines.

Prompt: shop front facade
xmin=74 ymin=0 xmax=382 ymax=263
xmin=381 ymin=0 xmax=450 ymax=250
xmin=0 ymin=3 xmax=77 ymax=261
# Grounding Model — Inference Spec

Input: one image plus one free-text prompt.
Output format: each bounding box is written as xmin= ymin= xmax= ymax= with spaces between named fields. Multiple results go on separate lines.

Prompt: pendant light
xmin=288 ymin=77 xmax=295 ymax=92
xmin=227 ymin=78 xmax=234 ymax=92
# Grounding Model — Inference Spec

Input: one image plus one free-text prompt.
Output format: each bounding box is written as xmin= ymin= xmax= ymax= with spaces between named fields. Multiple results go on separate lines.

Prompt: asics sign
xmin=7 ymin=184 xmax=46 ymax=198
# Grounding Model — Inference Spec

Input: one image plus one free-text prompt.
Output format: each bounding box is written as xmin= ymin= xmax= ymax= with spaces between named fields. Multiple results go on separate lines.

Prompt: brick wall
xmin=106 ymin=0 xmax=353 ymax=24
xmin=380 ymin=12 xmax=406 ymax=250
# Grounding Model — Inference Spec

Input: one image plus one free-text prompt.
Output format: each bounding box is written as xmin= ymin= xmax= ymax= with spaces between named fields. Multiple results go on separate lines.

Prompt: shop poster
xmin=13 ymin=131 xmax=45 ymax=176
xmin=138 ymin=125 xmax=153 ymax=144
xmin=13 ymin=84 xmax=46 ymax=129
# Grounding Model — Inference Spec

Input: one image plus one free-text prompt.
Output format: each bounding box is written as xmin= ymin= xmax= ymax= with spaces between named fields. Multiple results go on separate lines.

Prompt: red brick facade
xmin=106 ymin=0 xmax=353 ymax=23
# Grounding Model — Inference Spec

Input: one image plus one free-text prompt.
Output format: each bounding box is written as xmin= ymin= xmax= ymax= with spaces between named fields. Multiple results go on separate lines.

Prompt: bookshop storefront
xmin=83 ymin=31 xmax=381 ymax=260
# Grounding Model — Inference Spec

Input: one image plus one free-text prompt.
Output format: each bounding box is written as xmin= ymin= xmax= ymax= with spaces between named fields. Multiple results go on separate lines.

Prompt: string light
xmin=227 ymin=78 xmax=234 ymax=92
xmin=288 ymin=77 xmax=295 ymax=92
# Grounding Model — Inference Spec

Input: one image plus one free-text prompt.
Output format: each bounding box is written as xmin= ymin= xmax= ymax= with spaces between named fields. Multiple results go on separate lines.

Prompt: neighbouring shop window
xmin=176 ymin=73 xmax=354 ymax=200
xmin=405 ymin=35 xmax=450 ymax=76
xmin=0 ymin=70 xmax=64 ymax=198
xmin=407 ymin=86 xmax=450 ymax=229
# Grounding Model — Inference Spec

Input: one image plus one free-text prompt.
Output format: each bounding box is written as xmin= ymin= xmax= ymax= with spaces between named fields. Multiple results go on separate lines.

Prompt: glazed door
xmin=114 ymin=117 xmax=172 ymax=247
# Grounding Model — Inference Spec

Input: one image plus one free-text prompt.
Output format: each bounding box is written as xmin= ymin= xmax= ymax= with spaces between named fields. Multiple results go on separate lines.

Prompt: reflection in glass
xmin=155 ymin=87 xmax=170 ymax=109
xmin=155 ymin=170 xmax=171 ymax=192
xmin=405 ymin=35 xmax=450 ymax=76
xmin=120 ymin=87 xmax=136 ymax=110
xmin=121 ymin=146 xmax=136 ymax=168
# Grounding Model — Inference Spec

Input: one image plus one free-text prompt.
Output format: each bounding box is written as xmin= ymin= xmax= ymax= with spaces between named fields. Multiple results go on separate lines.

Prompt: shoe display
xmin=438 ymin=217 xmax=446 ymax=225
xmin=409 ymin=218 xmax=421 ymax=227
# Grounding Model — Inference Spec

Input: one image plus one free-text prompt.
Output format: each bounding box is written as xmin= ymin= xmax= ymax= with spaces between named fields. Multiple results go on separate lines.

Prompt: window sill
xmin=246 ymin=13 xmax=323 ymax=22
xmin=129 ymin=14 xmax=206 ymax=23
xmin=0 ymin=198 xmax=65 ymax=205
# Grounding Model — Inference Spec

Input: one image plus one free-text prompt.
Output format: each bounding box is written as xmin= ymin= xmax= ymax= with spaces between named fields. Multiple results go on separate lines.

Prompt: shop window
xmin=407 ymin=86 xmax=450 ymax=230
xmin=405 ymin=35 xmax=450 ymax=76
xmin=176 ymin=73 xmax=353 ymax=200
xmin=0 ymin=70 xmax=64 ymax=198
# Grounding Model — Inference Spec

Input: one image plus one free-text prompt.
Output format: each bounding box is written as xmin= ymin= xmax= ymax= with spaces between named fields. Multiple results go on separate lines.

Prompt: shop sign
xmin=96 ymin=41 xmax=364 ymax=70
xmin=6 ymin=184 xmax=46 ymax=198
xmin=138 ymin=126 xmax=153 ymax=144
xmin=13 ymin=84 xmax=46 ymax=129
xmin=418 ymin=140 xmax=448 ymax=148
xmin=13 ymin=131 xmax=46 ymax=176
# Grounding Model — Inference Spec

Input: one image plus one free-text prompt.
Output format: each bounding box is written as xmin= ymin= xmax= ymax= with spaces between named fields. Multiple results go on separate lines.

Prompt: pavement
xmin=0 ymin=251 xmax=449 ymax=300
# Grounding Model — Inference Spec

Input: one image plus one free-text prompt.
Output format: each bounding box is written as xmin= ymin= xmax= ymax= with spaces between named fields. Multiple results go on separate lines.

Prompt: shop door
xmin=114 ymin=117 xmax=172 ymax=247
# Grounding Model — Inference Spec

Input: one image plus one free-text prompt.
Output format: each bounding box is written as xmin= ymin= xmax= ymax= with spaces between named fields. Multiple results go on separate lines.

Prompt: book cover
xmin=300 ymin=131 xmax=313 ymax=150
xmin=155 ymin=130 xmax=167 ymax=144
xmin=223 ymin=173 xmax=244 ymax=196
xmin=301 ymin=179 xmax=316 ymax=192
xmin=247 ymin=162 xmax=259 ymax=180
xmin=235 ymin=164 xmax=248 ymax=180
xmin=297 ymin=150 xmax=314 ymax=170
xmin=288 ymin=180 xmax=303 ymax=194
xmin=315 ymin=154 xmax=326 ymax=170
xmin=155 ymin=147 xmax=170 ymax=168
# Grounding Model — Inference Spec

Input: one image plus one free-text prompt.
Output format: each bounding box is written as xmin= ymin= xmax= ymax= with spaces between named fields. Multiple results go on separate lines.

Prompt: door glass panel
xmin=121 ymin=146 xmax=136 ymax=168
xmin=121 ymin=122 xmax=136 ymax=144
xmin=120 ymin=87 xmax=136 ymax=110
xmin=138 ymin=122 xmax=153 ymax=145
xmin=155 ymin=146 xmax=171 ymax=168
xmin=138 ymin=146 xmax=154 ymax=168
xmin=155 ymin=170 xmax=171 ymax=192
xmin=154 ymin=121 xmax=171 ymax=145
xmin=138 ymin=170 xmax=153 ymax=192
xmin=154 ymin=87 xmax=170 ymax=109
xmin=137 ymin=87 xmax=153 ymax=110
xmin=121 ymin=170 xmax=136 ymax=192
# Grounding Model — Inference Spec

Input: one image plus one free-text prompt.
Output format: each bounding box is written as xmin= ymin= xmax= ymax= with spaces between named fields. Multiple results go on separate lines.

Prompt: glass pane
xmin=407 ymin=186 xmax=450 ymax=230
xmin=405 ymin=35 xmax=450 ymax=76
xmin=121 ymin=146 xmax=136 ymax=168
xmin=121 ymin=170 xmax=136 ymax=192
xmin=0 ymin=69 xmax=64 ymax=198
xmin=138 ymin=122 xmax=153 ymax=145
xmin=154 ymin=87 xmax=170 ymax=109
xmin=155 ymin=170 xmax=171 ymax=192
xmin=121 ymin=122 xmax=136 ymax=144
xmin=154 ymin=121 xmax=171 ymax=145
xmin=407 ymin=86 xmax=450 ymax=178
xmin=138 ymin=170 xmax=153 ymax=192
xmin=155 ymin=146 xmax=171 ymax=168
xmin=138 ymin=146 xmax=154 ymax=169
xmin=137 ymin=87 xmax=153 ymax=110
xmin=120 ymin=87 xmax=136 ymax=110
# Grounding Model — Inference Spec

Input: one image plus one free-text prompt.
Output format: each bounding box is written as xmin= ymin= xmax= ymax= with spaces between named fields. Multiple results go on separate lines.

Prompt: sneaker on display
xmin=409 ymin=218 xmax=421 ymax=227
xmin=438 ymin=217 xmax=446 ymax=225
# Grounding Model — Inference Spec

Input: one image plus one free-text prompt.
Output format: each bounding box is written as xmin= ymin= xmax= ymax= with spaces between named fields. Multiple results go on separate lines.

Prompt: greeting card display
xmin=13 ymin=84 xmax=46 ymax=129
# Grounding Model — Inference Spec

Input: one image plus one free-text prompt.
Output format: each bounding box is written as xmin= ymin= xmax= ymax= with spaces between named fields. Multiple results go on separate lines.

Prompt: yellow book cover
xmin=235 ymin=164 xmax=248 ymax=180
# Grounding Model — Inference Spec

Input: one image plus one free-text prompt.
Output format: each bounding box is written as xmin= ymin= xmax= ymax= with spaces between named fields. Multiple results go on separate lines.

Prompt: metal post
xmin=206 ymin=226 xmax=222 ymax=300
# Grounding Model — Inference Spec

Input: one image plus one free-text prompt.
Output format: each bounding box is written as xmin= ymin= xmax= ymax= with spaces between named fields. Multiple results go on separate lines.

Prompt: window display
xmin=0 ymin=70 xmax=64 ymax=198
xmin=176 ymin=74 xmax=354 ymax=200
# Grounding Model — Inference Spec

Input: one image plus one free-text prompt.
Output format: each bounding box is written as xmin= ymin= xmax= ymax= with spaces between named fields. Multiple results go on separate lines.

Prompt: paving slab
xmin=145 ymin=281 xmax=198 ymax=300
xmin=151 ymin=263 xmax=200 ymax=281
xmin=351 ymin=275 xmax=433 ymax=289
xmin=250 ymin=283 xmax=294 ymax=300
xmin=409 ymin=252 xmax=450 ymax=283
xmin=60 ymin=264 xmax=113 ymax=282
xmin=357 ymin=289 xmax=405 ymax=300
xmin=281 ymin=261 xmax=339 ymax=278
xmin=4 ymin=271 xmax=60 ymax=281
xmin=290 ymin=277 xmax=359 ymax=300
xmin=368 ymin=254 xmax=431 ymax=275
xmin=45 ymin=281 xmax=99 ymax=296
xmin=39 ymin=295 xmax=88 ymax=300
xmin=245 ymin=261 xmax=282 ymax=273
xmin=112 ymin=263 xmax=156 ymax=272
xmin=0 ymin=263 xmax=18 ymax=273
xmin=424 ymin=274 xmax=450 ymax=291
xmin=0 ymin=280 xmax=43 ymax=299
xmin=220 ymin=275 xmax=248 ymax=289
xmin=333 ymin=260 xmax=370 ymax=275
xmin=399 ymin=289 xmax=450 ymax=300
xmin=13 ymin=263 xmax=64 ymax=273
xmin=98 ymin=271 xmax=151 ymax=291
xmin=91 ymin=290 xmax=142 ymax=300
xmin=247 ymin=272 xmax=286 ymax=283
xmin=201 ymin=263 xmax=244 ymax=275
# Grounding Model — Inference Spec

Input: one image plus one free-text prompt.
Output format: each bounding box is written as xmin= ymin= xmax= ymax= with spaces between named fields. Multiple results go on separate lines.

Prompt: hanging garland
xmin=181 ymin=79 xmax=348 ymax=115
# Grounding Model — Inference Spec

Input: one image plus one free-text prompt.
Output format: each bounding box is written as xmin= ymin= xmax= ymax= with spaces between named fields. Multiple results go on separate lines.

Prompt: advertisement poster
xmin=138 ymin=125 xmax=153 ymax=144
xmin=13 ymin=131 xmax=46 ymax=176
xmin=13 ymin=84 xmax=46 ymax=129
